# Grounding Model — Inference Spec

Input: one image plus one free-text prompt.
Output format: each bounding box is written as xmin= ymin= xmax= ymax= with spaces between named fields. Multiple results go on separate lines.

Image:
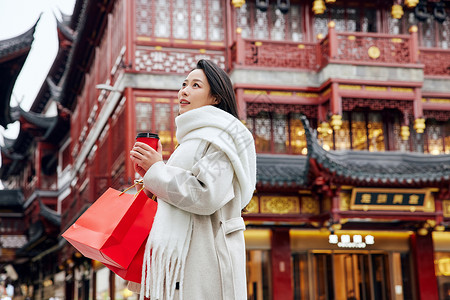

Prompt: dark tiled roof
xmin=56 ymin=13 xmax=75 ymax=42
xmin=0 ymin=190 xmax=24 ymax=207
xmin=301 ymin=116 xmax=450 ymax=185
xmin=47 ymin=78 xmax=62 ymax=100
xmin=0 ymin=21 xmax=36 ymax=57
xmin=16 ymin=220 xmax=44 ymax=256
xmin=40 ymin=200 xmax=61 ymax=226
xmin=0 ymin=21 xmax=38 ymax=128
xmin=12 ymin=106 xmax=57 ymax=129
xmin=256 ymin=154 xmax=307 ymax=187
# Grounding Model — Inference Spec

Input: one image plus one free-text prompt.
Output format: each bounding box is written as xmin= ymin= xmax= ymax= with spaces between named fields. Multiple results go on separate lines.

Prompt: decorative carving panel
xmin=236 ymin=2 xmax=303 ymax=42
xmin=260 ymin=196 xmax=300 ymax=214
xmin=342 ymin=98 xmax=413 ymax=115
xmin=135 ymin=47 xmax=225 ymax=73
xmin=172 ymin=0 xmax=189 ymax=39
xmin=247 ymin=102 xmax=318 ymax=119
xmin=135 ymin=0 xmax=153 ymax=37
xmin=0 ymin=235 xmax=27 ymax=248
xmin=289 ymin=6 xmax=303 ymax=42
xmin=420 ymin=49 xmax=450 ymax=76
xmin=208 ymin=0 xmax=224 ymax=41
xmin=336 ymin=34 xmax=411 ymax=64
xmin=301 ymin=196 xmax=320 ymax=214
xmin=273 ymin=113 xmax=288 ymax=153
xmin=244 ymin=196 xmax=260 ymax=214
xmin=155 ymin=0 xmax=170 ymax=38
xmin=191 ymin=0 xmax=206 ymax=40
xmin=270 ymin=8 xmax=286 ymax=41
xmin=135 ymin=0 xmax=224 ymax=43
xmin=110 ymin=0 xmax=125 ymax=75
xmin=244 ymin=40 xmax=317 ymax=70
xmin=424 ymin=110 xmax=450 ymax=122
xmin=235 ymin=2 xmax=251 ymax=39
xmin=319 ymin=39 xmax=329 ymax=68
xmin=254 ymin=8 xmax=269 ymax=40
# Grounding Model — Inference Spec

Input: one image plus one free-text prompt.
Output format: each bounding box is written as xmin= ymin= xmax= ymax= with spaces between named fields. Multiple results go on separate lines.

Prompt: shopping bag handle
xmin=119 ymin=180 xmax=144 ymax=196
xmin=119 ymin=180 xmax=157 ymax=202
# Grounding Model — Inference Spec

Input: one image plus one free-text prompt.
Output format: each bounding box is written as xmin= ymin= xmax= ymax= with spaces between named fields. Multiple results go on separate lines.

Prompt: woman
xmin=129 ymin=59 xmax=256 ymax=300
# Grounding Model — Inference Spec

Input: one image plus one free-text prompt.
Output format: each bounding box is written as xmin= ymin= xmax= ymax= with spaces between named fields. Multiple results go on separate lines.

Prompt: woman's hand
xmin=130 ymin=140 xmax=163 ymax=177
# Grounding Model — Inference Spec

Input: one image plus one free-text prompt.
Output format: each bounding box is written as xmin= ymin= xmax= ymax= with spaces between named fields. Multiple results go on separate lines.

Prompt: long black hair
xmin=195 ymin=59 xmax=239 ymax=119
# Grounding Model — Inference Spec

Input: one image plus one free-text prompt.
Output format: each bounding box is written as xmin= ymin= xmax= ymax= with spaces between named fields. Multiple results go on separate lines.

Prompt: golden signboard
xmin=260 ymin=196 xmax=300 ymax=214
xmin=443 ymin=200 xmax=450 ymax=218
xmin=244 ymin=196 xmax=260 ymax=214
xmin=350 ymin=188 xmax=434 ymax=212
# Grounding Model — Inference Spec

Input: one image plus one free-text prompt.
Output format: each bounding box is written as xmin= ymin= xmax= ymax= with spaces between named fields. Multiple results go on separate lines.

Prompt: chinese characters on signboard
xmin=350 ymin=188 xmax=433 ymax=211
xmin=329 ymin=234 xmax=375 ymax=248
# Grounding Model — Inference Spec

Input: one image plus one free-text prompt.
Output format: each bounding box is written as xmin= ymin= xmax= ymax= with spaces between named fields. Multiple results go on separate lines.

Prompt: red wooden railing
xmin=232 ymin=24 xmax=450 ymax=75
xmin=235 ymin=38 xmax=319 ymax=70
xmin=331 ymin=32 xmax=414 ymax=65
xmin=419 ymin=47 xmax=450 ymax=76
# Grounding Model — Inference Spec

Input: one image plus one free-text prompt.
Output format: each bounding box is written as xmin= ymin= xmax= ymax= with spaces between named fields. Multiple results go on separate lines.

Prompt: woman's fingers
xmin=135 ymin=141 xmax=156 ymax=152
xmin=129 ymin=141 xmax=163 ymax=175
xmin=157 ymin=140 xmax=163 ymax=155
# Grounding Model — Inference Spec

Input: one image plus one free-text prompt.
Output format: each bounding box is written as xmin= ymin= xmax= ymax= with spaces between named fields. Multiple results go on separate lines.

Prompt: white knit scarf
xmin=140 ymin=105 xmax=256 ymax=300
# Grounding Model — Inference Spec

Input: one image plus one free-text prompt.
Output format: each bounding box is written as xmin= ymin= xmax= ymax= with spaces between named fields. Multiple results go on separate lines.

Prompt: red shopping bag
xmin=62 ymin=187 xmax=157 ymax=269
xmin=104 ymin=237 xmax=147 ymax=283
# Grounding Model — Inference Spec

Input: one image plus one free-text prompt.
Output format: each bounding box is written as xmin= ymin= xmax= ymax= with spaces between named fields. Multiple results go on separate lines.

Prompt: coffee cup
xmin=136 ymin=133 xmax=159 ymax=150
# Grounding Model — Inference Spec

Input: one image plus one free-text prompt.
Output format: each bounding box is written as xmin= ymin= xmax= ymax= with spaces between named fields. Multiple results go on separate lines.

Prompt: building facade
xmin=1 ymin=0 xmax=450 ymax=299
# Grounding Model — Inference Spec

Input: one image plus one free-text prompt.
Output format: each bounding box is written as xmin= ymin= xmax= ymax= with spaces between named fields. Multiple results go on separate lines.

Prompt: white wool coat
xmin=138 ymin=106 xmax=256 ymax=300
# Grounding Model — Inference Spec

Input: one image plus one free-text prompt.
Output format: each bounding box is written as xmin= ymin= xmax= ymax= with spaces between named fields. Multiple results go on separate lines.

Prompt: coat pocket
xmin=215 ymin=217 xmax=246 ymax=300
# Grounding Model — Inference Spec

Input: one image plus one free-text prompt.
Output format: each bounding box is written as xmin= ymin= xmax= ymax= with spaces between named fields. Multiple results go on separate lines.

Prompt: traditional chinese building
xmin=1 ymin=0 xmax=450 ymax=299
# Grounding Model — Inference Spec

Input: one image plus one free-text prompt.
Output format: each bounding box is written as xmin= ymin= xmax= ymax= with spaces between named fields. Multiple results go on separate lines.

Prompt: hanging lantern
xmin=256 ymin=0 xmax=269 ymax=12
xmin=400 ymin=125 xmax=410 ymax=141
xmin=319 ymin=122 xmax=331 ymax=137
xmin=231 ymin=0 xmax=245 ymax=8
xmin=330 ymin=115 xmax=343 ymax=131
xmin=414 ymin=0 xmax=429 ymax=22
xmin=435 ymin=225 xmax=446 ymax=232
xmin=277 ymin=0 xmax=290 ymax=14
xmin=325 ymin=0 xmax=336 ymax=3
xmin=391 ymin=4 xmax=404 ymax=19
xmin=418 ymin=227 xmax=429 ymax=236
xmin=414 ymin=118 xmax=426 ymax=133
xmin=433 ymin=2 xmax=447 ymax=23
xmin=405 ymin=0 xmax=419 ymax=8
xmin=312 ymin=0 xmax=326 ymax=15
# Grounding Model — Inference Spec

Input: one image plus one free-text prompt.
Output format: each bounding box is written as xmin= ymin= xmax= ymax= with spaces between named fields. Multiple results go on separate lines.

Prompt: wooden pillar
xmin=413 ymin=87 xmax=423 ymax=119
xmin=410 ymin=232 xmax=439 ymax=300
xmin=409 ymin=25 xmax=419 ymax=64
xmin=328 ymin=21 xmax=338 ymax=60
xmin=35 ymin=143 xmax=42 ymax=189
xmin=125 ymin=0 xmax=135 ymax=69
xmin=236 ymin=88 xmax=246 ymax=121
xmin=236 ymin=29 xmax=245 ymax=66
xmin=330 ymin=82 xmax=341 ymax=116
xmin=225 ymin=0 xmax=234 ymax=71
xmin=124 ymin=87 xmax=136 ymax=183
xmin=271 ymin=228 xmax=293 ymax=300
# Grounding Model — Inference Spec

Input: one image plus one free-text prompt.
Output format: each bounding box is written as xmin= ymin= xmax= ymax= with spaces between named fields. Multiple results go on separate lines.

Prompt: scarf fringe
xmin=139 ymin=214 xmax=192 ymax=300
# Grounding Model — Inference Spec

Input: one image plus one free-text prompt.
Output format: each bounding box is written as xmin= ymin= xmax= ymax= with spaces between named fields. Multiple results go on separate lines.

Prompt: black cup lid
xmin=136 ymin=132 xmax=159 ymax=139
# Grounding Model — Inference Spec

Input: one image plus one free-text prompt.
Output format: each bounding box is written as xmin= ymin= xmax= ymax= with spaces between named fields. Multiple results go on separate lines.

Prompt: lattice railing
xmin=333 ymin=32 xmax=413 ymax=65
xmin=240 ymin=39 xmax=318 ymax=70
xmin=134 ymin=46 xmax=226 ymax=74
xmin=235 ymin=25 xmax=423 ymax=71
xmin=420 ymin=48 xmax=450 ymax=76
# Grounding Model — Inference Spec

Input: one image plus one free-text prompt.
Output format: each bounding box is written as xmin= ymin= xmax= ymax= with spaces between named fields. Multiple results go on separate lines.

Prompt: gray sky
xmin=0 ymin=0 xmax=76 ymax=141
xmin=0 ymin=0 xmax=75 ymax=184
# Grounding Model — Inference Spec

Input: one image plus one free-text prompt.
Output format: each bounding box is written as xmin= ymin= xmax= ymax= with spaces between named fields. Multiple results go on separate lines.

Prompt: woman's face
xmin=178 ymin=69 xmax=216 ymax=115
